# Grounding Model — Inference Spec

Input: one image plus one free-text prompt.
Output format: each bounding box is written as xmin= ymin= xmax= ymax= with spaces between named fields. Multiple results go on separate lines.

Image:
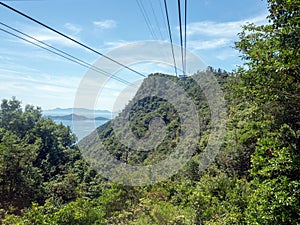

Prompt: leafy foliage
xmin=0 ymin=98 xmax=98 ymax=214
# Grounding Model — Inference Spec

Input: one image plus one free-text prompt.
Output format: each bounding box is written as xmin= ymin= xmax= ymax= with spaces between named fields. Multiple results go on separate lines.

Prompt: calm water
xmin=53 ymin=119 xmax=108 ymax=141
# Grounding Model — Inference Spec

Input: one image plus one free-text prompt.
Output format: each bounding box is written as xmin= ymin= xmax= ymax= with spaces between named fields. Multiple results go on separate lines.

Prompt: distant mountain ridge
xmin=46 ymin=113 xmax=109 ymax=121
xmin=43 ymin=108 xmax=114 ymax=121
xmin=43 ymin=108 xmax=111 ymax=115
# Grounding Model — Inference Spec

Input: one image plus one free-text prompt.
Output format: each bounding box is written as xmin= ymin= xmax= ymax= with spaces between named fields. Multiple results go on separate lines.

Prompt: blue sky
xmin=0 ymin=0 xmax=269 ymax=110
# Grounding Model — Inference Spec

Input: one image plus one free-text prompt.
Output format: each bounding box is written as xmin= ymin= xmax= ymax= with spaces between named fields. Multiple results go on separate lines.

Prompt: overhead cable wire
xmin=163 ymin=0 xmax=178 ymax=76
xmin=177 ymin=0 xmax=184 ymax=75
xmin=0 ymin=22 xmax=136 ymax=86
xmin=0 ymin=24 xmax=136 ymax=87
xmin=149 ymin=0 xmax=164 ymax=40
xmin=184 ymin=0 xmax=187 ymax=75
xmin=136 ymin=0 xmax=158 ymax=40
xmin=156 ymin=0 xmax=172 ymax=65
xmin=157 ymin=0 xmax=176 ymax=67
xmin=158 ymin=0 xmax=169 ymax=36
xmin=0 ymin=2 xmax=146 ymax=78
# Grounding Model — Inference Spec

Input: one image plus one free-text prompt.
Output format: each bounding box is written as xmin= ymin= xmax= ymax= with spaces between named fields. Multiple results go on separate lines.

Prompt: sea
xmin=43 ymin=108 xmax=113 ymax=141
xmin=51 ymin=119 xmax=108 ymax=141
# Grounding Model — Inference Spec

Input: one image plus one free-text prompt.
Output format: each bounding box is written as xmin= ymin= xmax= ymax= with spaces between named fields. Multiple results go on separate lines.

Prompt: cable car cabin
xmin=179 ymin=75 xmax=187 ymax=81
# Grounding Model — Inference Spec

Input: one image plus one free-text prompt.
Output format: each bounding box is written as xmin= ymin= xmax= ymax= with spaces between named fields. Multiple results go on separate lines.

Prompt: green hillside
xmin=79 ymin=72 xmax=212 ymax=166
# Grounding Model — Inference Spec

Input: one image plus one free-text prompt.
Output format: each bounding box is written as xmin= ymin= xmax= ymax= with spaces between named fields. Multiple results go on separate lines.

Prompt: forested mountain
xmin=1 ymin=0 xmax=299 ymax=224
xmin=79 ymin=72 xmax=212 ymax=167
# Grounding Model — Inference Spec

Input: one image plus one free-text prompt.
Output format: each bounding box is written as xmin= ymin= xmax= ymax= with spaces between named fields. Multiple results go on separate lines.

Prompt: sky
xmin=0 ymin=0 xmax=269 ymax=110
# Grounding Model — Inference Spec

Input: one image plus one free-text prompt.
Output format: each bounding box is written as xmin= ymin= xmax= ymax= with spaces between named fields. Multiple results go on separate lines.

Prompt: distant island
xmin=46 ymin=113 xmax=109 ymax=121
xmin=43 ymin=108 xmax=112 ymax=116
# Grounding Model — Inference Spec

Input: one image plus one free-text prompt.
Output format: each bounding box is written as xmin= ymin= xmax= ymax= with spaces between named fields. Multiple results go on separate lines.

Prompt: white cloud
xmin=0 ymin=68 xmax=81 ymax=109
xmin=33 ymin=32 xmax=77 ymax=47
xmin=64 ymin=22 xmax=82 ymax=34
xmin=215 ymin=48 xmax=240 ymax=61
xmin=14 ymin=24 xmax=82 ymax=48
xmin=188 ymin=38 xmax=231 ymax=50
xmin=93 ymin=20 xmax=117 ymax=29
xmin=36 ymin=85 xmax=74 ymax=93
xmin=103 ymin=40 xmax=133 ymax=49
xmin=184 ymin=13 xmax=268 ymax=55
xmin=186 ymin=13 xmax=268 ymax=37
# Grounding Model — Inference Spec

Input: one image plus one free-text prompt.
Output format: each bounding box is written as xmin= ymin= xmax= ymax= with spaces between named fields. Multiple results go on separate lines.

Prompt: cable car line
xmin=0 ymin=2 xmax=146 ymax=78
xmin=149 ymin=0 xmax=165 ymax=41
xmin=177 ymin=0 xmax=184 ymax=75
xmin=0 ymin=24 xmax=137 ymax=87
xmin=184 ymin=0 xmax=187 ymax=76
xmin=158 ymin=0 xmax=169 ymax=38
xmin=163 ymin=0 xmax=178 ymax=76
xmin=136 ymin=0 xmax=158 ymax=40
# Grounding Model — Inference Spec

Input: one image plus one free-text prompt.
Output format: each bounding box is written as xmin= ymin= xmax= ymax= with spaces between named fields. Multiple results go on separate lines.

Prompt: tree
xmin=0 ymin=98 xmax=94 ymax=214
xmin=245 ymin=125 xmax=300 ymax=224
xmin=0 ymin=130 xmax=43 ymax=212
xmin=235 ymin=0 xmax=300 ymax=129
xmin=234 ymin=0 xmax=300 ymax=223
xmin=0 ymin=97 xmax=42 ymax=139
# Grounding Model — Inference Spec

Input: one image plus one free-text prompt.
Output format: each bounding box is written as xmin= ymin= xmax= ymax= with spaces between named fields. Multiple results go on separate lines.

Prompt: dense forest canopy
xmin=0 ymin=0 xmax=299 ymax=224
